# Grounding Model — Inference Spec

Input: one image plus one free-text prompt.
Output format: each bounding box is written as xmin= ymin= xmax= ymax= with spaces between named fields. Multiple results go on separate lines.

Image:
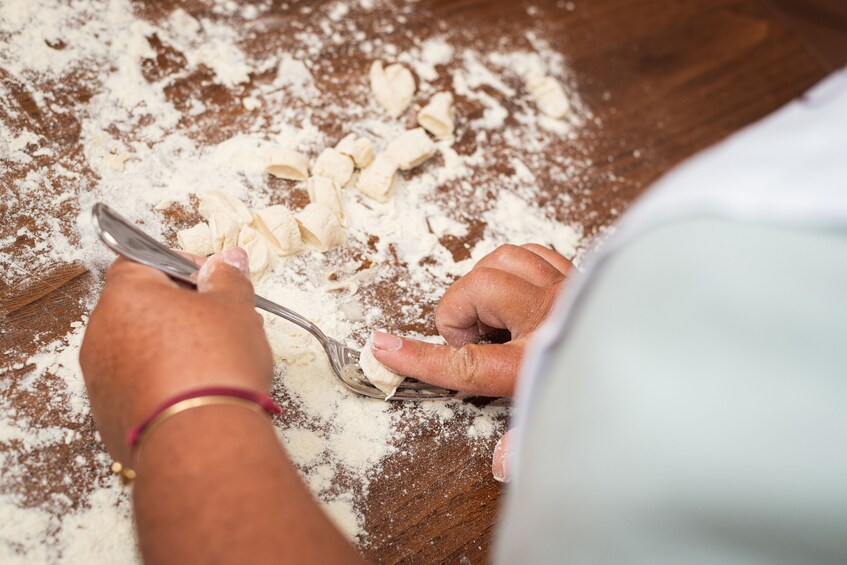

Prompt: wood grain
xmin=0 ymin=1 xmax=827 ymax=563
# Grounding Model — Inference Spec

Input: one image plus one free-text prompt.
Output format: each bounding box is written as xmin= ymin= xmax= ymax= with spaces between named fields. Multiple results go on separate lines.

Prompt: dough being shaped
xmin=335 ymin=133 xmax=375 ymax=169
xmin=311 ymin=148 xmax=355 ymax=188
xmin=359 ymin=338 xmax=405 ymax=399
xmin=252 ymin=205 xmax=304 ymax=256
xmin=237 ymin=225 xmax=274 ymax=280
xmin=356 ymin=153 xmax=399 ymax=203
xmin=198 ymin=191 xmax=253 ymax=225
xmin=208 ymin=212 xmax=243 ymax=252
xmin=525 ymin=74 xmax=570 ymax=119
xmin=177 ymin=222 xmax=214 ymax=257
xmin=307 ymin=176 xmax=345 ymax=222
xmin=369 ymin=60 xmax=415 ymax=118
xmin=384 ymin=127 xmax=436 ymax=170
xmin=266 ymin=147 xmax=310 ymax=180
xmin=417 ymin=92 xmax=455 ymax=140
xmin=295 ymin=203 xmax=345 ymax=252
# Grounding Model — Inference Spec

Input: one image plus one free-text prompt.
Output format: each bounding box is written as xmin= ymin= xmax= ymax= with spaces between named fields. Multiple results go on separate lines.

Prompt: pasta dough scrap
xmin=307 ymin=176 xmax=345 ymax=222
xmin=237 ymin=225 xmax=275 ymax=280
xmin=177 ymin=222 xmax=214 ymax=257
xmin=311 ymin=148 xmax=355 ymax=188
xmin=384 ymin=127 xmax=436 ymax=170
xmin=266 ymin=147 xmax=310 ymax=180
xmin=208 ymin=212 xmax=241 ymax=252
xmin=417 ymin=92 xmax=456 ymax=140
xmin=335 ymin=133 xmax=375 ymax=169
xmin=356 ymin=153 xmax=399 ymax=203
xmin=295 ymin=203 xmax=345 ymax=252
xmin=359 ymin=338 xmax=405 ymax=399
xmin=525 ymin=73 xmax=570 ymax=119
xmin=252 ymin=205 xmax=304 ymax=256
xmin=198 ymin=190 xmax=253 ymax=225
xmin=369 ymin=60 xmax=415 ymax=118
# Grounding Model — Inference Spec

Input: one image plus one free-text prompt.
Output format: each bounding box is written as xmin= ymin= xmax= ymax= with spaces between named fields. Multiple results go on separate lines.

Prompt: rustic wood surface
xmin=0 ymin=0 xmax=828 ymax=563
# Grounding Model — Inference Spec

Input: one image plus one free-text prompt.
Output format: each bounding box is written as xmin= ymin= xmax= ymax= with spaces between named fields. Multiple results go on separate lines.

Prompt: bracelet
xmin=111 ymin=387 xmax=282 ymax=484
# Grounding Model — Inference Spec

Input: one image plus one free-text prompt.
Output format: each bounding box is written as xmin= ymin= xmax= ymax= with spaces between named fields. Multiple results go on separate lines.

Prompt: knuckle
xmin=448 ymin=344 xmax=485 ymax=387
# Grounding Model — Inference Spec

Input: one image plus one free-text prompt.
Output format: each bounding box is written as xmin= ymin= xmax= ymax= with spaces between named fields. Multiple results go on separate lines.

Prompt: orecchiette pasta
xmin=198 ymin=190 xmax=253 ymax=225
xmin=208 ymin=212 xmax=241 ymax=252
xmin=335 ymin=133 xmax=375 ymax=169
xmin=265 ymin=147 xmax=310 ymax=180
xmin=237 ymin=225 xmax=275 ymax=280
xmin=311 ymin=147 xmax=355 ymax=188
xmin=252 ymin=205 xmax=304 ymax=256
xmin=358 ymin=338 xmax=405 ymax=399
xmin=525 ymin=73 xmax=570 ymax=119
xmin=385 ymin=127 xmax=436 ymax=170
xmin=295 ymin=203 xmax=345 ymax=252
xmin=176 ymin=222 xmax=214 ymax=257
xmin=369 ymin=60 xmax=416 ymax=119
xmin=356 ymin=153 xmax=399 ymax=203
xmin=307 ymin=176 xmax=345 ymax=222
xmin=417 ymin=92 xmax=455 ymax=140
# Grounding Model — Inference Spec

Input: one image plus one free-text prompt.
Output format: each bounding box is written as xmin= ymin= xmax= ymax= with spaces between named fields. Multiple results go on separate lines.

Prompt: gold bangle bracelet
xmin=111 ymin=395 xmax=272 ymax=485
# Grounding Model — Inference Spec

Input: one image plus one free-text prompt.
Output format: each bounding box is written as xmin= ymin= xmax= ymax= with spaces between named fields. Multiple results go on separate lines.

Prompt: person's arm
xmin=80 ymin=249 xmax=363 ymax=564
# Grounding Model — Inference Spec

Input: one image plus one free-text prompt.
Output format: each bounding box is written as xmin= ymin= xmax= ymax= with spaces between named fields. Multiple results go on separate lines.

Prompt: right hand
xmin=371 ymin=243 xmax=574 ymax=396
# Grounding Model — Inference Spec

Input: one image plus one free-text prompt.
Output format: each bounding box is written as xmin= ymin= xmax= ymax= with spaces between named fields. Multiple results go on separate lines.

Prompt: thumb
xmin=196 ymin=247 xmax=254 ymax=301
xmin=370 ymin=331 xmax=520 ymax=397
xmin=492 ymin=428 xmax=516 ymax=483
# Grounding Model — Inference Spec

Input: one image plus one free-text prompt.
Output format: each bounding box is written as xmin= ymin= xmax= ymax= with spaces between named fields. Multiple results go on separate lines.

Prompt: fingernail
xmin=372 ymin=331 xmax=402 ymax=352
xmin=492 ymin=436 xmax=512 ymax=483
xmin=220 ymin=247 xmax=249 ymax=277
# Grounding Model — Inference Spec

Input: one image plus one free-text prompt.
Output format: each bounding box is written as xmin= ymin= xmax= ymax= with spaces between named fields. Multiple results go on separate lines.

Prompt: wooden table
xmin=0 ymin=0 xmax=827 ymax=562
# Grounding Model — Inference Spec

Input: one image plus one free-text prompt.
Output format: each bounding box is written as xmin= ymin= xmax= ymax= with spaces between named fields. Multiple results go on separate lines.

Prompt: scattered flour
xmin=0 ymin=0 xmax=601 ymax=560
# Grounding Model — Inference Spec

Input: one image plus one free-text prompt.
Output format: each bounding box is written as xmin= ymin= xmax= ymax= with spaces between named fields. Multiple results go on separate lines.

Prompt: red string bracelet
xmin=111 ymin=387 xmax=282 ymax=484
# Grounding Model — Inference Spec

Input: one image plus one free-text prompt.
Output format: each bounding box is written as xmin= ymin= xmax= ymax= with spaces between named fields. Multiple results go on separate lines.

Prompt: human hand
xmin=371 ymin=244 xmax=573 ymax=396
xmin=79 ymin=248 xmax=273 ymax=463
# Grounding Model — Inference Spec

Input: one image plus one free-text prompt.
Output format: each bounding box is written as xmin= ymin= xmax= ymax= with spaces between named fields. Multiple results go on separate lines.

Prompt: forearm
xmin=133 ymin=404 xmax=363 ymax=564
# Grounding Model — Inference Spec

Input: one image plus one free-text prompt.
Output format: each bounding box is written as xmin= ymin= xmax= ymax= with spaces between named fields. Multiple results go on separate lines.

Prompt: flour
xmin=0 ymin=0 xmax=600 ymax=560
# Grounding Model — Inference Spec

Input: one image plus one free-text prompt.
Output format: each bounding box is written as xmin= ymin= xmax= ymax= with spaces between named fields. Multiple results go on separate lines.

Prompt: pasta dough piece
xmin=359 ymin=338 xmax=404 ymax=399
xmin=177 ymin=222 xmax=214 ymax=257
xmin=208 ymin=212 xmax=241 ymax=252
xmin=237 ymin=225 xmax=275 ymax=280
xmin=356 ymin=153 xmax=399 ymax=203
xmin=266 ymin=147 xmax=310 ymax=180
xmin=295 ymin=203 xmax=345 ymax=252
xmin=252 ymin=205 xmax=303 ymax=256
xmin=417 ymin=92 xmax=455 ymax=140
xmin=307 ymin=176 xmax=345 ymax=221
xmin=335 ymin=133 xmax=374 ymax=169
xmin=198 ymin=191 xmax=253 ymax=225
xmin=384 ymin=127 xmax=436 ymax=170
xmin=311 ymin=148 xmax=355 ymax=187
xmin=525 ymin=73 xmax=570 ymax=119
xmin=369 ymin=60 xmax=415 ymax=118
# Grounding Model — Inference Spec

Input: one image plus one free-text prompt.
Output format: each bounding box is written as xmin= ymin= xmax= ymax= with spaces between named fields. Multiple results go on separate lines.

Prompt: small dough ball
xmin=252 ymin=205 xmax=304 ymax=256
xmin=385 ymin=127 xmax=436 ymax=170
xmin=336 ymin=133 xmax=375 ymax=169
xmin=369 ymin=60 xmax=416 ymax=119
xmin=417 ymin=92 xmax=455 ymax=140
xmin=237 ymin=225 xmax=275 ymax=280
xmin=356 ymin=153 xmax=399 ymax=203
xmin=208 ymin=212 xmax=241 ymax=252
xmin=311 ymin=148 xmax=355 ymax=188
xmin=177 ymin=222 xmax=214 ymax=257
xmin=198 ymin=191 xmax=253 ymax=225
xmin=359 ymin=338 xmax=405 ymax=399
xmin=266 ymin=147 xmax=310 ymax=180
xmin=525 ymin=74 xmax=570 ymax=119
xmin=307 ymin=176 xmax=345 ymax=221
xmin=295 ymin=203 xmax=345 ymax=252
